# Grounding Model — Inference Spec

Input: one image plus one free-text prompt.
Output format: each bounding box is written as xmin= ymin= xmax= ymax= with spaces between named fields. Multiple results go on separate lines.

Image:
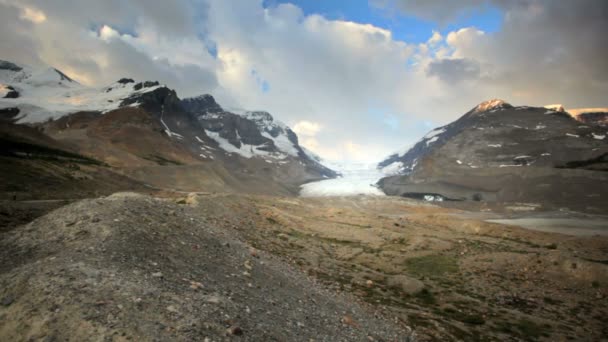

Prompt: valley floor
xmin=1 ymin=193 xmax=607 ymax=341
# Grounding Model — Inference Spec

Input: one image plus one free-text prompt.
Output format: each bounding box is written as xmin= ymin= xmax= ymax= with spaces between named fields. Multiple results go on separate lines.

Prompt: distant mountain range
xmin=377 ymin=99 xmax=608 ymax=213
xmin=0 ymin=59 xmax=336 ymax=199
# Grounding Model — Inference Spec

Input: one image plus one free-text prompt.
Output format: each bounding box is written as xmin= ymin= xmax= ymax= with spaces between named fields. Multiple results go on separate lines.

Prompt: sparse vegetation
xmin=404 ymin=254 xmax=458 ymax=278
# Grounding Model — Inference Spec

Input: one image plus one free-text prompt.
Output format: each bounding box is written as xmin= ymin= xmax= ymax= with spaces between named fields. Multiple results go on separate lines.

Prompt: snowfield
xmin=0 ymin=60 xmax=163 ymax=123
xmin=300 ymin=162 xmax=386 ymax=197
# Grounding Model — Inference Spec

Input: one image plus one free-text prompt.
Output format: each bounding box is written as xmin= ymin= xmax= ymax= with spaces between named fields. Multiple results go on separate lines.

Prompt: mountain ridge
xmin=0 ymin=59 xmax=336 ymax=197
xmin=377 ymin=98 xmax=608 ymax=212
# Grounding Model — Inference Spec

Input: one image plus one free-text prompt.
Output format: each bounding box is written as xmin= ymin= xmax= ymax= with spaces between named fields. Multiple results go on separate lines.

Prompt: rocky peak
xmin=243 ymin=111 xmax=277 ymax=130
xmin=181 ymin=94 xmax=223 ymax=115
xmin=53 ymin=68 xmax=75 ymax=83
xmin=568 ymin=108 xmax=608 ymax=127
xmin=117 ymin=78 xmax=135 ymax=84
xmin=544 ymin=104 xmax=565 ymax=112
xmin=133 ymin=81 xmax=159 ymax=91
xmin=119 ymin=85 xmax=181 ymax=112
xmin=568 ymin=107 xmax=608 ymax=117
xmin=0 ymin=60 xmax=23 ymax=72
xmin=472 ymin=99 xmax=512 ymax=113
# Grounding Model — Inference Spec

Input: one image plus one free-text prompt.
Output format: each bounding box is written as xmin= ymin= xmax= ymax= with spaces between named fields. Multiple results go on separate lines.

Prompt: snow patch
xmin=0 ymin=60 xmax=164 ymax=123
xmin=499 ymin=164 xmax=523 ymax=168
xmin=566 ymin=133 xmax=580 ymax=138
xmin=380 ymin=161 xmax=404 ymax=175
xmin=205 ymin=129 xmax=286 ymax=159
xmin=592 ymin=133 xmax=605 ymax=140
xmin=424 ymin=195 xmax=444 ymax=202
xmin=426 ymin=136 xmax=439 ymax=146
xmin=488 ymin=144 xmax=502 ymax=148
xmin=424 ymin=127 xmax=446 ymax=140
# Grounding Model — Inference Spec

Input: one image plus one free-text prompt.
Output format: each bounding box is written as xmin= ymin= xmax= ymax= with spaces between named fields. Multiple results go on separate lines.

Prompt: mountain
xmin=377 ymin=99 xmax=608 ymax=213
xmin=0 ymin=60 xmax=336 ymax=198
xmin=568 ymin=107 xmax=608 ymax=127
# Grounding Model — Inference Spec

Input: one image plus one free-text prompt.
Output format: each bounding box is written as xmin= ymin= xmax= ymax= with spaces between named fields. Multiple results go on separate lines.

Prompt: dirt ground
xmin=187 ymin=193 xmax=608 ymax=341
xmin=1 ymin=192 xmax=607 ymax=341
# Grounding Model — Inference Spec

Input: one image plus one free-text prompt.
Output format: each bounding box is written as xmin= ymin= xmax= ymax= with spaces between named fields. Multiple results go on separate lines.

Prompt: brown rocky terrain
xmin=1 ymin=192 xmax=606 ymax=341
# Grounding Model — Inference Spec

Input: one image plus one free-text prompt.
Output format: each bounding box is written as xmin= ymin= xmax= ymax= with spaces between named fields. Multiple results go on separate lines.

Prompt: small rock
xmin=1 ymin=296 xmax=14 ymax=306
xmin=366 ymin=280 xmax=374 ymax=288
xmin=189 ymin=281 xmax=204 ymax=290
xmin=249 ymin=248 xmax=258 ymax=258
xmin=166 ymin=305 xmax=178 ymax=313
xmin=342 ymin=315 xmax=359 ymax=328
xmin=204 ymin=295 xmax=221 ymax=304
xmin=386 ymin=275 xmax=425 ymax=295
xmin=244 ymin=260 xmax=253 ymax=270
xmin=152 ymin=272 xmax=163 ymax=278
xmin=226 ymin=326 xmax=243 ymax=336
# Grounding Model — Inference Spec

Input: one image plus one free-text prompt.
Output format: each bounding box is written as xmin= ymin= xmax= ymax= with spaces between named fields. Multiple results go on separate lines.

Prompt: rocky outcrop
xmin=378 ymin=100 xmax=608 ymax=213
xmin=0 ymin=60 xmax=22 ymax=72
xmin=0 ymin=107 xmax=20 ymax=122
xmin=181 ymin=94 xmax=223 ymax=114
xmin=568 ymin=108 xmax=608 ymax=127
xmin=119 ymin=84 xmax=182 ymax=113
xmin=181 ymin=94 xmax=338 ymax=178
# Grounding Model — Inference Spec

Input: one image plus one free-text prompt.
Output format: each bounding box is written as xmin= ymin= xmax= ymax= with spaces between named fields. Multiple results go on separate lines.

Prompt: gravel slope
xmin=0 ymin=193 xmax=413 ymax=341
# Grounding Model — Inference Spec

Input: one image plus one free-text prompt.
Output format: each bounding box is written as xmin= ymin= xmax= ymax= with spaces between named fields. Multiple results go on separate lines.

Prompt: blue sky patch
xmin=263 ymin=0 xmax=503 ymax=44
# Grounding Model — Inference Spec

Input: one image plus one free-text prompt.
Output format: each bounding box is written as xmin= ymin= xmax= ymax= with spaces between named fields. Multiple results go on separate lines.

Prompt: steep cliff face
xmin=378 ymin=100 xmax=608 ymax=213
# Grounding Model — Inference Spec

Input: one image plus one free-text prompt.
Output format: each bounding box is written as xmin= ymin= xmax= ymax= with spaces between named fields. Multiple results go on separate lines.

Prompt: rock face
xmin=181 ymin=94 xmax=337 ymax=178
xmin=378 ymin=100 xmax=608 ymax=212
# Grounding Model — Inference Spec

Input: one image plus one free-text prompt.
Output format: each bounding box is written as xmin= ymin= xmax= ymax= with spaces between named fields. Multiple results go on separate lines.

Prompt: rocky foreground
xmin=0 ymin=193 xmax=411 ymax=341
xmin=1 ymin=192 xmax=607 ymax=341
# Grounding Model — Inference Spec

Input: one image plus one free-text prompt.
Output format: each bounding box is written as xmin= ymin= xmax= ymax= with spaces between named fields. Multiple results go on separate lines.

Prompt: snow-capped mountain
xmin=0 ymin=59 xmax=337 ymax=195
xmin=377 ymin=99 xmax=608 ymax=212
xmin=0 ymin=60 xmax=167 ymax=123
xmin=180 ymin=94 xmax=336 ymax=176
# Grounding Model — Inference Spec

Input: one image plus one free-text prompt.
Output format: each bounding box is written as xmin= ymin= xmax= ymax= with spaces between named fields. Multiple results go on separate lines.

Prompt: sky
xmin=1 ymin=0 xmax=607 ymax=162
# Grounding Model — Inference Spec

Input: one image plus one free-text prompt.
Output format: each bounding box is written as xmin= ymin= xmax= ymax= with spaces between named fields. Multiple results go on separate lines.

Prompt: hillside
xmin=0 ymin=59 xmax=335 ymax=198
xmin=377 ymin=100 xmax=608 ymax=213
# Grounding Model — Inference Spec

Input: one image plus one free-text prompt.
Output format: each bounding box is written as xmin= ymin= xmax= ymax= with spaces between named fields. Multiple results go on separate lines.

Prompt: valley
xmin=2 ymin=192 xmax=606 ymax=341
xmin=1 ymin=56 xmax=607 ymax=341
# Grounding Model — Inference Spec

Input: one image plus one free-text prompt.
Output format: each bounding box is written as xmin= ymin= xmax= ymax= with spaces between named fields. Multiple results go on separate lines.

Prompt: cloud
xmin=376 ymin=0 xmax=608 ymax=107
xmin=0 ymin=0 xmax=219 ymax=95
xmin=0 ymin=0 xmax=606 ymax=162
xmin=371 ymin=0 xmax=489 ymax=24
xmin=20 ymin=6 xmax=46 ymax=23
xmin=293 ymin=121 xmax=322 ymax=137
xmin=427 ymin=58 xmax=481 ymax=83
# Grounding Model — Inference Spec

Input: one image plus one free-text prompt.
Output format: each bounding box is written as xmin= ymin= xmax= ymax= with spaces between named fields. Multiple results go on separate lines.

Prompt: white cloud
xmin=292 ymin=121 xmax=322 ymax=137
xmin=19 ymin=6 xmax=46 ymax=23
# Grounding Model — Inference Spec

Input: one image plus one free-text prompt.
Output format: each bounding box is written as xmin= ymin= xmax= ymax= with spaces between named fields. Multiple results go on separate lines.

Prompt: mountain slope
xmin=0 ymin=193 xmax=409 ymax=341
xmin=0 ymin=59 xmax=336 ymax=197
xmin=378 ymin=99 xmax=608 ymax=212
